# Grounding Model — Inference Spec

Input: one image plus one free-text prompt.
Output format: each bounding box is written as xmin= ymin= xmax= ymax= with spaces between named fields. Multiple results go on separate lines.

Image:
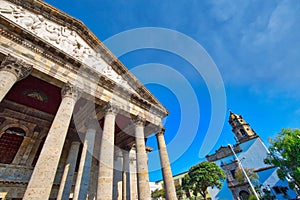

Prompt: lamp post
xmin=228 ymin=144 xmax=260 ymax=200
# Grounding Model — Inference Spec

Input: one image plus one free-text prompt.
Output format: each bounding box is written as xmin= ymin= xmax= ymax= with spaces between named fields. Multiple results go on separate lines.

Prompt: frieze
xmin=0 ymin=0 xmax=135 ymax=93
xmin=0 ymin=30 xmax=167 ymax=120
xmin=0 ymin=3 xmax=169 ymax=119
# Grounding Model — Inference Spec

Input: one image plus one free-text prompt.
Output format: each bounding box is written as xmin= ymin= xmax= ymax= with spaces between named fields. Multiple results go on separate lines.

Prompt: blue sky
xmin=43 ymin=0 xmax=300 ymax=181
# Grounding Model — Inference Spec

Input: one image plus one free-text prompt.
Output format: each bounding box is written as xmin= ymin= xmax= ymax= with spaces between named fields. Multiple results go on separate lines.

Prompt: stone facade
xmin=0 ymin=0 xmax=177 ymax=199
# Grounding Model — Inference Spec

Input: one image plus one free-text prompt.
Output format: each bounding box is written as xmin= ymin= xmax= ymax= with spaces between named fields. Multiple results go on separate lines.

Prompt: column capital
xmin=121 ymin=149 xmax=130 ymax=158
xmin=84 ymin=117 xmax=99 ymax=130
xmin=122 ymin=145 xmax=132 ymax=152
xmin=156 ymin=127 xmax=166 ymax=137
xmin=0 ymin=54 xmax=33 ymax=80
xmin=61 ymin=82 xmax=80 ymax=100
xmin=102 ymin=102 xmax=119 ymax=116
xmin=71 ymin=141 xmax=81 ymax=145
xmin=132 ymin=115 xmax=146 ymax=127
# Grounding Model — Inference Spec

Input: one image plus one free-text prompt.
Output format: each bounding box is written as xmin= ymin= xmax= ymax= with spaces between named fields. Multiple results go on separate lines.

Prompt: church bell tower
xmin=229 ymin=111 xmax=257 ymax=143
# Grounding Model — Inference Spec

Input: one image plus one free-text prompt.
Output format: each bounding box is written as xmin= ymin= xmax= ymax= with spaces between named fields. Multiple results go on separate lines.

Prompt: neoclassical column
xmin=56 ymin=141 xmax=81 ymax=200
xmin=122 ymin=150 xmax=129 ymax=200
xmin=129 ymin=146 xmax=138 ymax=200
xmin=73 ymin=118 xmax=98 ymax=200
xmin=0 ymin=54 xmax=32 ymax=102
xmin=12 ymin=136 xmax=31 ymax=164
xmin=156 ymin=128 xmax=177 ymax=200
xmin=23 ymin=83 xmax=79 ymax=200
xmin=134 ymin=116 xmax=151 ymax=200
xmin=20 ymin=131 xmax=39 ymax=165
xmin=26 ymin=137 xmax=43 ymax=166
xmin=87 ymin=157 xmax=99 ymax=200
xmin=97 ymin=103 xmax=118 ymax=200
xmin=113 ymin=149 xmax=123 ymax=200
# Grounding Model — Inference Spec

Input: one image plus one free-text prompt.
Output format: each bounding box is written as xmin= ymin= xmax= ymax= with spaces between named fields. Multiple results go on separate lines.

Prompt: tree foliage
xmin=175 ymin=181 xmax=184 ymax=199
xmin=264 ymin=128 xmax=300 ymax=190
xmin=151 ymin=188 xmax=164 ymax=200
xmin=235 ymin=168 xmax=259 ymax=184
xmin=261 ymin=187 xmax=276 ymax=200
xmin=182 ymin=161 xmax=226 ymax=200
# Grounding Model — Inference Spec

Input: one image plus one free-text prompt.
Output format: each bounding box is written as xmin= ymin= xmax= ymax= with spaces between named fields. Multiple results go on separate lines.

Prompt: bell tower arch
xmin=229 ymin=111 xmax=257 ymax=143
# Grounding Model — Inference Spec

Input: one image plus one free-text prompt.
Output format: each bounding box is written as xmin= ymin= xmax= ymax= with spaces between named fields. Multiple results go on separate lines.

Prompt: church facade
xmin=0 ymin=0 xmax=177 ymax=199
xmin=206 ymin=112 xmax=297 ymax=200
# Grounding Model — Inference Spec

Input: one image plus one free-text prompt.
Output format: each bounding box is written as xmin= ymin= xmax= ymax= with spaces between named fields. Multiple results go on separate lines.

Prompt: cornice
xmin=237 ymin=135 xmax=259 ymax=144
xmin=206 ymin=145 xmax=242 ymax=162
xmin=3 ymin=0 xmax=169 ymax=116
xmin=0 ymin=100 xmax=54 ymax=125
xmin=0 ymin=26 xmax=167 ymax=118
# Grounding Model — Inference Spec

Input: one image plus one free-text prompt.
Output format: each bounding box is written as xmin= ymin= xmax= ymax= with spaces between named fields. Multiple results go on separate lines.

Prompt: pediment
xmin=0 ymin=0 xmax=135 ymax=95
xmin=0 ymin=0 xmax=169 ymax=116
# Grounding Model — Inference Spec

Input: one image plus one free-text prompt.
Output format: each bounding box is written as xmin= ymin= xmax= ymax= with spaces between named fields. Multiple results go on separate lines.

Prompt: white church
xmin=206 ymin=111 xmax=297 ymax=200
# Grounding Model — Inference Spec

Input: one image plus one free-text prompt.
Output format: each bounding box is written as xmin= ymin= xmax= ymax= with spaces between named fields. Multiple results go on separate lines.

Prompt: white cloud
xmin=208 ymin=0 xmax=300 ymax=98
xmin=250 ymin=0 xmax=298 ymax=46
xmin=209 ymin=0 xmax=249 ymax=22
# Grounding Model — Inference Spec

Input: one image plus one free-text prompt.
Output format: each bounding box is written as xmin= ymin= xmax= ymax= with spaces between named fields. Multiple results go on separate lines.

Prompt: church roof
xmin=206 ymin=145 xmax=242 ymax=162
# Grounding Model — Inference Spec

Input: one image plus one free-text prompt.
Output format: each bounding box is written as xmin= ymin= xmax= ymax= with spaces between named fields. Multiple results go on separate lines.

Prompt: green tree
xmin=182 ymin=161 xmax=226 ymax=200
xmin=248 ymin=194 xmax=258 ymax=200
xmin=235 ymin=168 xmax=259 ymax=184
xmin=175 ymin=181 xmax=184 ymax=199
xmin=182 ymin=175 xmax=192 ymax=199
xmin=151 ymin=188 xmax=165 ymax=200
xmin=264 ymin=128 xmax=300 ymax=190
xmin=261 ymin=187 xmax=276 ymax=200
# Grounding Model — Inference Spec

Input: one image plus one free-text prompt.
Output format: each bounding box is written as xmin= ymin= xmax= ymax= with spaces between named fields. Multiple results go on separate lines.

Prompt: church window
xmin=0 ymin=127 xmax=25 ymax=164
xmin=230 ymin=169 xmax=236 ymax=179
xmin=272 ymin=186 xmax=288 ymax=194
xmin=273 ymin=186 xmax=280 ymax=193
xmin=240 ymin=129 xmax=247 ymax=136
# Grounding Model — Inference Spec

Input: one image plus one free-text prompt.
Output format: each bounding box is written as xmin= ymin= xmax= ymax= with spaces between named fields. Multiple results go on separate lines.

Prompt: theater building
xmin=0 ymin=0 xmax=177 ymax=199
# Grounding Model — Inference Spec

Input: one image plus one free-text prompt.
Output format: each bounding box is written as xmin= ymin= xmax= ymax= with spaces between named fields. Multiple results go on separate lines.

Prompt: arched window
xmin=240 ymin=129 xmax=247 ymax=136
xmin=230 ymin=169 xmax=236 ymax=179
xmin=239 ymin=190 xmax=250 ymax=200
xmin=0 ymin=127 xmax=25 ymax=164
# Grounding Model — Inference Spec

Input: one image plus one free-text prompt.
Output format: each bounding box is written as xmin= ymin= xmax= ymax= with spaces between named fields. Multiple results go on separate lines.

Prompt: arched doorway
xmin=0 ymin=127 xmax=25 ymax=164
xmin=239 ymin=190 xmax=250 ymax=200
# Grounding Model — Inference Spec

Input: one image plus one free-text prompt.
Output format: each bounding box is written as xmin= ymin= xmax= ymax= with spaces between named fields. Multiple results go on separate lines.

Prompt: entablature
xmin=0 ymin=30 xmax=166 ymax=126
xmin=0 ymin=0 xmax=169 ymax=117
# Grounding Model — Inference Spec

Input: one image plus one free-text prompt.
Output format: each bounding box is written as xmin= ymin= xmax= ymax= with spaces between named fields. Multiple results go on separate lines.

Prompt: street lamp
xmin=228 ymin=144 xmax=260 ymax=200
